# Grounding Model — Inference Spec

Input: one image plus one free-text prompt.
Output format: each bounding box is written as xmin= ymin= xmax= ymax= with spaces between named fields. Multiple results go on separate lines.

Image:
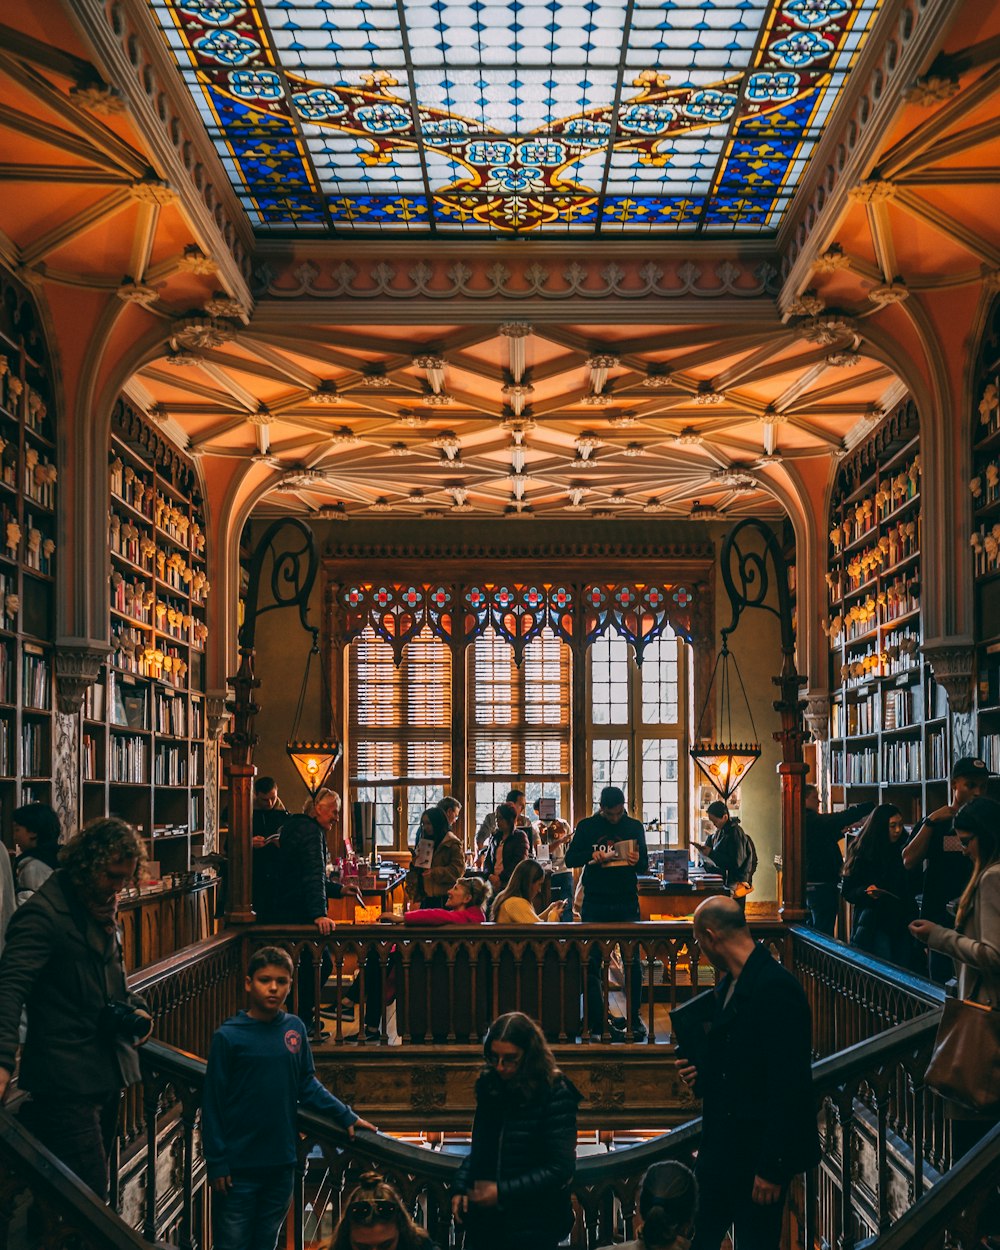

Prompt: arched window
xmin=587 ymin=628 xmax=688 ymax=846
xmin=349 ymin=625 xmax=451 ymax=847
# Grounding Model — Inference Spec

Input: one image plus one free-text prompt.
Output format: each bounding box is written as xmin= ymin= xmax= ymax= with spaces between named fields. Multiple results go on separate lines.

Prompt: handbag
xmin=924 ymin=982 xmax=1000 ymax=1113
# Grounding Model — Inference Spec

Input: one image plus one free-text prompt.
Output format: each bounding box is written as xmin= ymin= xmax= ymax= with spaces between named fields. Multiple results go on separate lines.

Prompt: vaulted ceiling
xmin=0 ymin=0 xmax=998 ymax=530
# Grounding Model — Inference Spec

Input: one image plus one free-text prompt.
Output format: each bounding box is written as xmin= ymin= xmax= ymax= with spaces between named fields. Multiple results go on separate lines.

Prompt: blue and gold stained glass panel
xmin=148 ymin=0 xmax=884 ymax=234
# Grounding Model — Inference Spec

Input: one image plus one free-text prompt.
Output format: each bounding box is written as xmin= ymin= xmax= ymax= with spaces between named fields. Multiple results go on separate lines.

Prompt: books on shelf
xmin=21 ymin=645 xmax=49 ymax=710
xmin=109 ymin=733 xmax=147 ymax=784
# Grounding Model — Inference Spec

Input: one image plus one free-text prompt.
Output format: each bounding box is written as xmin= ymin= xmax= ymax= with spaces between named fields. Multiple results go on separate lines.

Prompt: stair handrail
xmin=0 ymin=1105 xmax=172 ymax=1248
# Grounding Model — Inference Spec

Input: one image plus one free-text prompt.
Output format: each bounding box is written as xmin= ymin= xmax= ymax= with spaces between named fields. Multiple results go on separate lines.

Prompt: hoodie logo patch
xmin=285 ymin=1029 xmax=302 ymax=1053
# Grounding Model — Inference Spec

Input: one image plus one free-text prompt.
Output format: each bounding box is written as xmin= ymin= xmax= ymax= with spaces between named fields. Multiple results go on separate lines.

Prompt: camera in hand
xmin=98 ymin=999 xmax=153 ymax=1043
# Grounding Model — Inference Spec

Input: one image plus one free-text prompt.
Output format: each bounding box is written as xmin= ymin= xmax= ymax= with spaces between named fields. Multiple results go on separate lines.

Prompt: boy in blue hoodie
xmin=203 ymin=945 xmax=377 ymax=1250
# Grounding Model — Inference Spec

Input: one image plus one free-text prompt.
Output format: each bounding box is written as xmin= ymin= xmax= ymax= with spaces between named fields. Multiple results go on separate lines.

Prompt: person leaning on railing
xmin=324 ymin=1171 xmax=440 ymax=1250
xmin=596 ymin=1161 xmax=698 ymax=1250
xmin=452 ymin=1011 xmax=581 ymax=1250
xmin=910 ymin=796 xmax=1000 ymax=1163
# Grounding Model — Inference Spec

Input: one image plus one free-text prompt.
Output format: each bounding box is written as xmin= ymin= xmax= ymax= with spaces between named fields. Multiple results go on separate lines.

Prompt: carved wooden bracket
xmin=921 ymin=637 xmax=976 ymax=716
xmin=54 ymin=642 xmax=110 ymax=714
xmin=803 ymin=695 xmax=831 ymax=743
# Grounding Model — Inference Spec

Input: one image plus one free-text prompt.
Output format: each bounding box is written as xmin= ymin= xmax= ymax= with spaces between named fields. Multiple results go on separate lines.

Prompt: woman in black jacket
xmin=841 ymin=803 xmax=916 ymax=967
xmin=453 ymin=1011 xmax=581 ymax=1250
xmin=482 ymin=803 xmax=530 ymax=895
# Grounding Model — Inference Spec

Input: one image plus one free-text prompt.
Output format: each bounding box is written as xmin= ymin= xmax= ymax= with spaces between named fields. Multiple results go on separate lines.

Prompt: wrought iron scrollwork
xmin=239 ymin=518 xmax=318 ymax=651
xmin=719 ymin=517 xmax=795 ymax=659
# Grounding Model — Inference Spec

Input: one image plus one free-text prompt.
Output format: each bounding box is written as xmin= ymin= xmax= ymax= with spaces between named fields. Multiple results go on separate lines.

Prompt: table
xmin=327 ymin=869 xmax=407 ymax=922
xmin=638 ymin=875 xmax=728 ymax=919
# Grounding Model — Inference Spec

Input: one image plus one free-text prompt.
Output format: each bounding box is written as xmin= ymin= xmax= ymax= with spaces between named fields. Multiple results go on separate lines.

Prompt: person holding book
xmin=841 ymin=803 xmax=917 ymax=967
xmin=565 ymin=785 xmax=649 ymax=1039
xmin=694 ymin=801 xmax=754 ymax=908
xmin=492 ymin=859 xmax=565 ymax=923
xmin=203 ymin=945 xmax=377 ymax=1250
xmin=404 ymin=807 xmax=464 ymax=909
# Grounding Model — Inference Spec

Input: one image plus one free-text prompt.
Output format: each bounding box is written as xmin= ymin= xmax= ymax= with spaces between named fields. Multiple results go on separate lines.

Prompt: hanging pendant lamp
xmin=286 ymin=630 xmax=341 ymax=798
xmin=690 ymin=637 xmax=761 ymax=801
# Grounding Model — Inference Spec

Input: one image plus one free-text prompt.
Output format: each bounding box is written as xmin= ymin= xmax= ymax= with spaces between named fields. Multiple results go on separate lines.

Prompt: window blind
xmin=468 ymin=627 xmax=571 ymax=779
xmin=349 ymin=626 xmax=451 ymax=784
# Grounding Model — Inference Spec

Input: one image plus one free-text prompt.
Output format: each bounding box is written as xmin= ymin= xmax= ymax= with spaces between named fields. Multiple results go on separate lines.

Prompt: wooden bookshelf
xmin=0 ymin=270 xmax=58 ymax=835
xmin=972 ymin=293 xmax=1000 ymax=769
xmin=826 ymin=400 xmax=948 ymax=822
xmin=83 ymin=399 xmax=209 ymax=877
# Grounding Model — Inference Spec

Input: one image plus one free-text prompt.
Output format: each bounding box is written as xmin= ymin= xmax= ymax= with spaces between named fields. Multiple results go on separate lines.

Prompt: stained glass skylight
xmin=149 ymin=0 xmax=884 ymax=235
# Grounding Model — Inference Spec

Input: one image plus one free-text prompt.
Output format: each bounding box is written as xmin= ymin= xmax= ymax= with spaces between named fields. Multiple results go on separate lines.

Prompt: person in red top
xmin=350 ymin=879 xmax=492 ymax=1040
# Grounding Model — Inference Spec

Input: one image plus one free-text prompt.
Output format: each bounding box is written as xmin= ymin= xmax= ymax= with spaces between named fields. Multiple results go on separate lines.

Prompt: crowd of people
xmin=0 ymin=761 xmax=997 ymax=1250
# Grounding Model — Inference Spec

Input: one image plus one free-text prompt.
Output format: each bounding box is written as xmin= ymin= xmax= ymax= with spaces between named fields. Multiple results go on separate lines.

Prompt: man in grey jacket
xmin=0 ymin=817 xmax=151 ymax=1199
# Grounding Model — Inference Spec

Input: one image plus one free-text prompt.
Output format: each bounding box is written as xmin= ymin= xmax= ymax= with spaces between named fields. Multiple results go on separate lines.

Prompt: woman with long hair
xmin=405 ymin=807 xmax=464 ymax=909
xmin=841 ymin=803 xmax=916 ymax=966
xmin=452 ymin=1011 xmax=581 ymax=1250
xmin=481 ymin=803 xmax=529 ymax=894
xmin=326 ymin=1172 xmax=439 ymax=1250
xmin=597 ymin=1161 xmax=698 ymax=1250
xmin=492 ymin=860 xmax=563 ymax=924
xmin=911 ymin=796 xmax=1000 ymax=1157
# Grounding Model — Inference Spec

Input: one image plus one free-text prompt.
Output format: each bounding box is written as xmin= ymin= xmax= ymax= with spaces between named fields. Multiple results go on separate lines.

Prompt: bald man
xmin=676 ymin=898 xmax=820 ymax=1250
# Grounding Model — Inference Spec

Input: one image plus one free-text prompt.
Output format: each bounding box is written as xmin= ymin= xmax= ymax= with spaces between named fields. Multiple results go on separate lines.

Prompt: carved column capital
xmin=206 ymin=693 xmax=230 ymax=741
xmin=54 ymin=641 xmax=110 ymax=714
xmin=921 ymin=637 xmax=976 ymax=715
xmin=803 ymin=695 xmax=830 ymax=743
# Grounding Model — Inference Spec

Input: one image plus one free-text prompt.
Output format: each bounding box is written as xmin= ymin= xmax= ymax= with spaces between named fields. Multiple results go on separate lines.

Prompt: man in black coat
xmin=565 ymin=785 xmax=649 ymax=1039
xmin=0 ymin=817 xmax=152 ymax=1199
xmin=804 ymin=786 xmax=875 ymax=936
xmin=677 ymin=897 xmax=820 ymax=1250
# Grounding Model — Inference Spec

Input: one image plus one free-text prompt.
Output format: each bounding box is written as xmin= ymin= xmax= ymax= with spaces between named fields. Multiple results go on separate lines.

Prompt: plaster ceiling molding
xmin=501 ymin=382 xmax=534 ymax=417
xmin=251 ymin=453 xmax=280 ymax=467
xmin=643 ymin=498 xmax=668 ymax=513
xmin=623 ymin=443 xmax=646 ymax=457
xmin=674 ymin=428 xmax=703 ymax=446
xmin=68 ymin=77 xmax=125 ymax=115
xmin=606 ymin=412 xmax=637 ymax=428
xmin=587 ymin=354 xmax=620 ymax=394
xmin=803 ymin=696 xmax=831 ymax=742
xmin=826 ymin=348 xmax=863 ymax=367
xmin=129 ymin=179 xmax=178 ymax=208
xmin=252 ymin=255 xmax=781 ymax=302
xmin=848 ymin=180 xmax=897 ymax=206
xmin=904 ymin=74 xmax=961 ymax=106
xmin=163 ymin=348 xmax=200 ymax=367
xmin=413 ymin=355 xmax=447 ymax=393
xmin=281 ymin=467 xmax=326 ymax=490
xmin=388 ymin=443 xmax=411 ymax=456
xmin=503 ymin=504 xmax=535 ymax=518
xmin=317 ymin=504 xmax=349 ymax=521
xmin=432 ymin=431 xmax=462 ymax=460
xmin=591 ymin=509 xmax=617 ymax=520
xmin=359 ymin=372 xmax=393 ymax=388
xmin=170 ymin=316 xmax=236 ymax=352
xmin=642 ymin=372 xmax=674 ymax=389
xmin=796 ymin=313 xmax=859 ymax=347
xmin=867 ymin=281 xmax=910 ymax=308
xmin=582 ymin=392 xmax=614 ymax=406
xmin=689 ymin=500 xmax=723 ymax=520
xmin=204 ymin=292 xmax=248 ymax=321
xmin=329 ymin=427 xmax=360 ymax=446
xmin=813 ymin=246 xmax=851 ymax=275
xmin=760 ymin=406 xmax=787 ymax=456
xmin=370 ymin=498 xmax=393 ymax=512
xmin=500 ymin=416 xmax=536 ymax=435
xmin=447 ymin=486 xmax=473 ymax=511
xmin=694 ymin=384 xmax=725 ymax=405
xmin=423 ymin=393 xmax=454 ymax=407
xmin=309 ymin=382 xmax=341 ymax=405
xmin=400 ymin=409 xmax=429 ymax=426
xmin=499 ymin=322 xmax=532 ymax=382
xmin=117 ymin=281 xmax=160 ymax=309
xmin=146 ymin=404 xmax=169 ymax=426
xmin=921 ymin=638 xmax=975 ymax=715
xmin=712 ymin=468 xmax=759 ymax=494
xmin=565 ymin=487 xmax=589 ymax=510
xmin=408 ymin=490 xmax=425 ymax=504
xmin=787 ymin=291 xmax=826 ymax=318
xmin=574 ymin=432 xmax=602 ymax=461
xmin=179 ymin=246 xmax=219 ymax=277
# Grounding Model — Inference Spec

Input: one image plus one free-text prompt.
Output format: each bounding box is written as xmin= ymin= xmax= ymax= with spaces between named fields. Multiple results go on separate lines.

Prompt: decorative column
xmin=803 ymin=693 xmax=831 ymax=796
xmin=54 ymin=642 xmax=109 ymax=833
xmin=718 ymin=521 xmax=809 ymax=923
xmin=203 ymin=692 xmax=229 ymax=855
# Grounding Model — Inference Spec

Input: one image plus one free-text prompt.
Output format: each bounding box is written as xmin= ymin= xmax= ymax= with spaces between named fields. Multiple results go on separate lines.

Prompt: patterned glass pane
xmin=148 ymin=0 xmax=886 ymax=235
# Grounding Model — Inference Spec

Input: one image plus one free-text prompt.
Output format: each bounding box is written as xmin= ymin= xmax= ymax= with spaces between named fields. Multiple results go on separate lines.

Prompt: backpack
xmin=733 ymin=821 xmax=758 ymax=897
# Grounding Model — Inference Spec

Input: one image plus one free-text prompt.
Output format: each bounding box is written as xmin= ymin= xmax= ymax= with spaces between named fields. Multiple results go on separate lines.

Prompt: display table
xmin=638 ymin=874 xmax=728 ymax=919
xmin=327 ymin=869 xmax=407 ymax=922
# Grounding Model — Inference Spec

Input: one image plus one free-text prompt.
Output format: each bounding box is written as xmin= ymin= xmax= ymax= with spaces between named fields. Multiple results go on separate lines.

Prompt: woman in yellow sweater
xmin=492 ymin=860 xmax=565 ymax=924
